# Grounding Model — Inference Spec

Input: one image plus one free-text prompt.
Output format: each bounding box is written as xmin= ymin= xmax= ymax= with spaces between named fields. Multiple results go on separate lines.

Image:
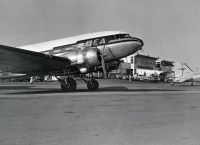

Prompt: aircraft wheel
xmin=87 ymin=79 xmax=99 ymax=91
xmin=61 ymin=77 xmax=77 ymax=92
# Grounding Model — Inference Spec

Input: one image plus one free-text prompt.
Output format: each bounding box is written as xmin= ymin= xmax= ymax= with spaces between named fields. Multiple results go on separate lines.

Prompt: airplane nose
xmin=132 ymin=37 xmax=144 ymax=49
xmin=104 ymin=36 xmax=144 ymax=60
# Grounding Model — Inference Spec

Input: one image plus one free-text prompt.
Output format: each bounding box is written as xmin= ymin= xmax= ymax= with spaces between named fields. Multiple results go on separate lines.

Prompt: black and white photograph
xmin=0 ymin=0 xmax=200 ymax=144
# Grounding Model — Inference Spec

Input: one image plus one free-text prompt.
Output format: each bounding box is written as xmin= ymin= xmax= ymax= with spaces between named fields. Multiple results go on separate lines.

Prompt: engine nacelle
xmin=61 ymin=47 xmax=101 ymax=73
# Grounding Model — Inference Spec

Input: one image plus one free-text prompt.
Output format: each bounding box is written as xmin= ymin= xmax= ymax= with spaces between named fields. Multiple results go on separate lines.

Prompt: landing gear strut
xmin=60 ymin=77 xmax=77 ymax=92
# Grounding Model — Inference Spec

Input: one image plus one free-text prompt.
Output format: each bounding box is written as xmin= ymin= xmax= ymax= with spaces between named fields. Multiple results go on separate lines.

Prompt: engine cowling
xmin=61 ymin=47 xmax=101 ymax=73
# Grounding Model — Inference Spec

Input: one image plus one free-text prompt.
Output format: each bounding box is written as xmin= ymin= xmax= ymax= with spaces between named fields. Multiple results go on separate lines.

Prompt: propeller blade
xmin=100 ymin=54 xmax=107 ymax=78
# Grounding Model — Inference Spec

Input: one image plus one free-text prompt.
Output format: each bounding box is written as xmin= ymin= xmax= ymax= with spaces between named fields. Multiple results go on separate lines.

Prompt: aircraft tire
xmin=87 ymin=79 xmax=99 ymax=91
xmin=61 ymin=77 xmax=77 ymax=92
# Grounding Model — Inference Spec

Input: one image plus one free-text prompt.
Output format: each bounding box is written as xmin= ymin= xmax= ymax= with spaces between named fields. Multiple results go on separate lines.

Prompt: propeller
xmin=100 ymin=54 xmax=108 ymax=78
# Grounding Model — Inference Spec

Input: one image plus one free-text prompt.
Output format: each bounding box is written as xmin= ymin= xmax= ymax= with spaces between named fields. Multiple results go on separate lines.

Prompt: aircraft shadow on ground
xmin=3 ymin=86 xmax=184 ymax=95
xmin=179 ymin=84 xmax=200 ymax=87
xmin=0 ymin=85 xmax=34 ymax=90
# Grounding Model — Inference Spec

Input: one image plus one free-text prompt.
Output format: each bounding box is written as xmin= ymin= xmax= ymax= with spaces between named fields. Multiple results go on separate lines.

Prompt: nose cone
xmin=125 ymin=37 xmax=143 ymax=55
xmin=104 ymin=37 xmax=144 ymax=61
xmin=132 ymin=37 xmax=144 ymax=50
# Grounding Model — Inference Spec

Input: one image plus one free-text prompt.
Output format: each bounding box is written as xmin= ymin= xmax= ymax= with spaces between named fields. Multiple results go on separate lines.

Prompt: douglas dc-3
xmin=0 ymin=31 xmax=143 ymax=91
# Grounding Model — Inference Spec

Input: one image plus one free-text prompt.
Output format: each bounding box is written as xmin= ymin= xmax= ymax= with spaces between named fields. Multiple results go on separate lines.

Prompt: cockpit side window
xmin=117 ymin=34 xmax=131 ymax=39
xmin=123 ymin=34 xmax=131 ymax=38
xmin=105 ymin=35 xmax=115 ymax=42
xmin=106 ymin=34 xmax=131 ymax=42
xmin=115 ymin=34 xmax=120 ymax=39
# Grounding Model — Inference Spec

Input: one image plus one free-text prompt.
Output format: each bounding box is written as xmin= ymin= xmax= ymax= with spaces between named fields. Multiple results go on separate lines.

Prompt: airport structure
xmin=112 ymin=53 xmax=175 ymax=82
xmin=121 ymin=54 xmax=160 ymax=75
xmin=156 ymin=60 xmax=174 ymax=82
xmin=133 ymin=54 xmax=159 ymax=76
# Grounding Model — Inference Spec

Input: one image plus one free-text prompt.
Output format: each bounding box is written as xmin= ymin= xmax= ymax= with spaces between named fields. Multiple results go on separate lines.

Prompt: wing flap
xmin=0 ymin=45 xmax=71 ymax=74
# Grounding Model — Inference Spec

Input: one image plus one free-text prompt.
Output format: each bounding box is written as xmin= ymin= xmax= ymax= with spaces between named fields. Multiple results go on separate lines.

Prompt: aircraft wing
xmin=0 ymin=45 xmax=71 ymax=75
xmin=175 ymin=75 xmax=193 ymax=83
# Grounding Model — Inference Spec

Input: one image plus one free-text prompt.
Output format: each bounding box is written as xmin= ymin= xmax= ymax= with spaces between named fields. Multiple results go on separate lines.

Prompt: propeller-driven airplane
xmin=0 ymin=31 xmax=143 ymax=91
xmin=173 ymin=72 xmax=200 ymax=86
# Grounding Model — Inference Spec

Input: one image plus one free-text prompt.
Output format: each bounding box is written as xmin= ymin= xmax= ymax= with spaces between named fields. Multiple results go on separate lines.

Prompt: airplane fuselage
xmin=20 ymin=31 xmax=143 ymax=70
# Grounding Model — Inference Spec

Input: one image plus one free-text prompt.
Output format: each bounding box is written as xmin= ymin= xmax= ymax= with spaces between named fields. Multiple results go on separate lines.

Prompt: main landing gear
xmin=60 ymin=77 xmax=77 ymax=92
xmin=58 ymin=76 xmax=99 ymax=92
xmin=86 ymin=78 xmax=99 ymax=91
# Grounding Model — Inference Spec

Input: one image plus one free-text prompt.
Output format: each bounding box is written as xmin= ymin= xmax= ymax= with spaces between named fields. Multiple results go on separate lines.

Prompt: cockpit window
xmin=123 ymin=34 xmax=131 ymax=38
xmin=114 ymin=34 xmax=131 ymax=39
xmin=105 ymin=35 xmax=115 ymax=42
xmin=115 ymin=34 xmax=120 ymax=39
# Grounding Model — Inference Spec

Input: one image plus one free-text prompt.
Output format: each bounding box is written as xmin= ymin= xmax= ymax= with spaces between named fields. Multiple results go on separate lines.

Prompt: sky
xmin=0 ymin=0 xmax=200 ymax=70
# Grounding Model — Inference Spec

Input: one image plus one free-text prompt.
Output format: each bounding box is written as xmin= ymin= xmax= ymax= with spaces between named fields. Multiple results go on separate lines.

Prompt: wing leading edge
xmin=0 ymin=45 xmax=71 ymax=75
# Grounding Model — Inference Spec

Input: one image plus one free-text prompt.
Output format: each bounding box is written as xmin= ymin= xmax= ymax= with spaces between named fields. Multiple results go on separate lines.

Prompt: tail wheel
xmin=61 ymin=77 xmax=77 ymax=92
xmin=87 ymin=79 xmax=99 ymax=91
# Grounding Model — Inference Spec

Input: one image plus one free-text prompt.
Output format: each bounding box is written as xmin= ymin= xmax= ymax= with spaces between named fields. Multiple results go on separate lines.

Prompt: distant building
xmin=134 ymin=54 xmax=159 ymax=76
xmin=107 ymin=53 xmax=175 ymax=82
xmin=160 ymin=60 xmax=174 ymax=72
xmin=156 ymin=60 xmax=174 ymax=82
xmin=122 ymin=54 xmax=161 ymax=76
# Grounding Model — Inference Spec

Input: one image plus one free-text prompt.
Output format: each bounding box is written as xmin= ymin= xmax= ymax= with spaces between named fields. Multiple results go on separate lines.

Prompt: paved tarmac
xmin=0 ymin=79 xmax=200 ymax=145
